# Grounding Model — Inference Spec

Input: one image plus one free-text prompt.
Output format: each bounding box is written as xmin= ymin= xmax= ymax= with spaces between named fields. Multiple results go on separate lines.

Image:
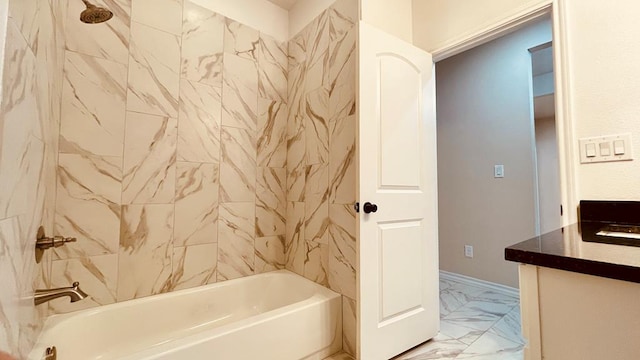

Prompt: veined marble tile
xmin=488 ymin=307 xmax=525 ymax=345
xmin=342 ymin=295 xmax=356 ymax=356
xmin=305 ymin=196 xmax=329 ymax=244
xmin=474 ymin=290 xmax=520 ymax=307
xmin=285 ymin=202 xmax=305 ymax=276
xmin=35 ymin=0 xmax=64 ymax=145
xmin=127 ymin=21 xmax=181 ymax=117
xmin=255 ymin=235 xmax=285 ymax=273
xmin=328 ymin=204 xmax=356 ymax=299
xmin=0 ymin=21 xmax=39 ymax=219
xmin=219 ymin=126 xmax=256 ymax=202
xmin=288 ymin=31 xmax=306 ymax=67
xmin=171 ymin=243 xmax=217 ymax=291
xmin=287 ymin=62 xmax=306 ymax=118
xmin=256 ymin=167 xmax=286 ymax=237
xmin=306 ymin=163 xmax=329 ymax=199
xmin=181 ymin=1 xmax=224 ymax=86
xmin=329 ymin=26 xmax=355 ymax=87
xmin=218 ymin=202 xmax=255 ymax=281
xmin=224 ymin=18 xmax=259 ymax=61
xmin=304 ymin=10 xmax=330 ymax=93
xmin=174 ymin=162 xmax=219 ymax=246
xmin=305 ymin=88 xmax=329 ymax=165
xmin=329 ymin=0 xmax=358 ymax=37
xmin=455 ymin=331 xmax=524 ymax=359
xmin=440 ymin=282 xmax=487 ymax=317
xmin=122 ymin=112 xmax=177 ymax=204
xmin=286 ymin=114 xmax=305 ymax=202
xmin=257 ymin=98 xmax=286 ymax=168
xmin=177 ymin=79 xmax=222 ymax=163
xmin=59 ymin=51 xmax=127 ymax=156
xmin=392 ymin=333 xmax=467 ymax=360
xmin=442 ymin=301 xmax=516 ymax=332
xmin=0 ymin=217 xmax=23 ymax=356
xmin=132 ymin=0 xmax=183 ymax=35
xmin=8 ymin=0 xmax=41 ymax=52
xmin=329 ymin=115 xmax=356 ymax=205
xmin=221 ymin=53 xmax=258 ymax=130
xmin=440 ymin=278 xmax=456 ymax=291
xmin=49 ymin=254 xmax=118 ymax=314
xmin=64 ymin=0 xmax=131 ymax=65
xmin=439 ymin=319 xmax=486 ymax=346
xmin=303 ymin=238 xmax=328 ymax=286
xmin=54 ymin=154 xmax=122 ymax=259
xmin=258 ymin=34 xmax=287 ymax=102
xmin=117 ymin=204 xmax=173 ymax=301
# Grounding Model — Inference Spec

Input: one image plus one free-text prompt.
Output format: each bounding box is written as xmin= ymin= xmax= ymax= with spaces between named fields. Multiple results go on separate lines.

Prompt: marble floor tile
xmin=439 ymin=283 xmax=487 ymax=318
xmin=487 ymin=307 xmax=525 ymax=345
xmin=455 ymin=331 xmax=523 ymax=359
xmin=393 ymin=333 xmax=468 ymax=360
xmin=439 ymin=319 xmax=486 ymax=346
xmin=442 ymin=300 xmax=515 ymax=332
xmin=388 ymin=276 xmax=524 ymax=360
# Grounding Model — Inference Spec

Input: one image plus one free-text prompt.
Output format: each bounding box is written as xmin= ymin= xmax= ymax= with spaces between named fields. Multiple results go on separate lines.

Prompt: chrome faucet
xmin=34 ymin=282 xmax=88 ymax=306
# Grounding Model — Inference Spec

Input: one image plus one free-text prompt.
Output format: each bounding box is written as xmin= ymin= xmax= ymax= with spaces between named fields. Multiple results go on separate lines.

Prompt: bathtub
xmin=28 ymin=270 xmax=342 ymax=360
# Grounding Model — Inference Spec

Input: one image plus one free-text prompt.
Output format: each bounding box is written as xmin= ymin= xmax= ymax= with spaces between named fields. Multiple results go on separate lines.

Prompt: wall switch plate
xmin=464 ymin=245 xmax=474 ymax=258
xmin=579 ymin=133 xmax=633 ymax=164
xmin=494 ymin=165 xmax=504 ymax=178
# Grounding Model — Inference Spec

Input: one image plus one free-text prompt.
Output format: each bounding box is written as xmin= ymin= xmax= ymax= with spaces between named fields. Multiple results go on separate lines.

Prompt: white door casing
xmin=357 ymin=22 xmax=439 ymax=360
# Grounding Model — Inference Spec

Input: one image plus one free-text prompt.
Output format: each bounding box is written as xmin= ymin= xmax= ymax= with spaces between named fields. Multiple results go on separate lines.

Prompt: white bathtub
xmin=28 ymin=270 xmax=342 ymax=360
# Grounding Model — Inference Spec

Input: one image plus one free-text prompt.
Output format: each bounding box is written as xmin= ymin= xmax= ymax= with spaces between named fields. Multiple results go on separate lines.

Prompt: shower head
xmin=80 ymin=0 xmax=113 ymax=24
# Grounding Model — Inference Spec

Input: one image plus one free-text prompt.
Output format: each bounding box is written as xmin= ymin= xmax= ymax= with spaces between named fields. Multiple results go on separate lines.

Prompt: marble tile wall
xmin=49 ymin=0 xmax=290 ymax=314
xmin=0 ymin=0 xmax=66 ymax=357
xmin=1 ymin=0 xmax=357 ymax=356
xmin=285 ymin=0 xmax=358 ymax=355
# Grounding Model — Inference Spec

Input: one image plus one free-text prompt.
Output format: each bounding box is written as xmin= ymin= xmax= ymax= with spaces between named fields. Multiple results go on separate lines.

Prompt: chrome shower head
xmin=80 ymin=0 xmax=113 ymax=24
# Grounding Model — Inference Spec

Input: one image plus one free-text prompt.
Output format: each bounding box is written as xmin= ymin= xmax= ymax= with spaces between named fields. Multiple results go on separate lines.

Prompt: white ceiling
xmin=266 ymin=0 xmax=300 ymax=10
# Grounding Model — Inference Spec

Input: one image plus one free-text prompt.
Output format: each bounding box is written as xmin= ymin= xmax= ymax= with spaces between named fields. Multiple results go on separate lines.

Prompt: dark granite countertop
xmin=505 ymin=224 xmax=640 ymax=284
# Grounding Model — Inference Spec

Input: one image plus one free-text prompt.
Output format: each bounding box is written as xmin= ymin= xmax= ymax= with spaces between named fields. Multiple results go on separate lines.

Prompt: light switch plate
xmin=494 ymin=165 xmax=504 ymax=178
xmin=579 ymin=133 xmax=633 ymax=164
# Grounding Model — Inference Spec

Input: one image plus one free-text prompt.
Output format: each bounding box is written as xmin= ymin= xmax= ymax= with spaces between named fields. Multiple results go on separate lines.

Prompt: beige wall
xmin=361 ymin=0 xmax=413 ymax=42
xmin=436 ymin=18 xmax=551 ymax=288
xmin=566 ymin=0 xmax=640 ymax=200
xmin=414 ymin=0 xmax=640 ymax=204
xmin=535 ymin=116 xmax=562 ymax=233
xmin=412 ymin=0 xmax=549 ymax=51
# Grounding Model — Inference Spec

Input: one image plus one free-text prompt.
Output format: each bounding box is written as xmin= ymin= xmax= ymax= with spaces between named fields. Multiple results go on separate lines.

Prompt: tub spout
xmin=34 ymin=282 xmax=88 ymax=306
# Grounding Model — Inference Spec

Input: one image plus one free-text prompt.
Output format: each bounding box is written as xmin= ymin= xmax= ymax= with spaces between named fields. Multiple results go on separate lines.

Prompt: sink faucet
xmin=34 ymin=282 xmax=88 ymax=306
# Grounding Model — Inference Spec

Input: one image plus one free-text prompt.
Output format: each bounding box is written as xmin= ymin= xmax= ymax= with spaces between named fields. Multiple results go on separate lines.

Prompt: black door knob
xmin=363 ymin=202 xmax=378 ymax=214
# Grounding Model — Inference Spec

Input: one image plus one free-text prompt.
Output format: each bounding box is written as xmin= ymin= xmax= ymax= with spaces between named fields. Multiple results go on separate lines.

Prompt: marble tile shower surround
xmin=0 ymin=0 xmax=357 ymax=357
xmin=50 ymin=0 xmax=357 ymax=326
xmin=0 ymin=0 xmax=66 ymax=357
xmin=286 ymin=0 xmax=358 ymax=355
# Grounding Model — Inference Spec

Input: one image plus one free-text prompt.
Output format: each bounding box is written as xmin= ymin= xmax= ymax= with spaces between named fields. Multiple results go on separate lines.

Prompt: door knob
xmin=363 ymin=202 xmax=378 ymax=214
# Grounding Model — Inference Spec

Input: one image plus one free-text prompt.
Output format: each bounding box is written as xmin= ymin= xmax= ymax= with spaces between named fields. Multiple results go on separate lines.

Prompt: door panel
xmin=380 ymin=221 xmax=423 ymax=320
xmin=379 ymin=56 xmax=422 ymax=189
xmin=358 ymin=21 xmax=439 ymax=360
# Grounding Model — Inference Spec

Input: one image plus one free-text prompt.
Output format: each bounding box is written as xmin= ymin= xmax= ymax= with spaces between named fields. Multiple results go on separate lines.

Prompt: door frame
xmin=430 ymin=0 xmax=578 ymax=227
xmin=430 ymin=4 xmax=572 ymax=358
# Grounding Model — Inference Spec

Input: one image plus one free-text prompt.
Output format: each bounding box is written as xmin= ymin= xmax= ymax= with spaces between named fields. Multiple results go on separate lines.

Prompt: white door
xmin=357 ymin=22 xmax=439 ymax=360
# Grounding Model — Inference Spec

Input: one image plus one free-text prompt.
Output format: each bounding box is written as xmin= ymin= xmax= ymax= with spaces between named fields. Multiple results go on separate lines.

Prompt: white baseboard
xmin=440 ymin=270 xmax=520 ymax=298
